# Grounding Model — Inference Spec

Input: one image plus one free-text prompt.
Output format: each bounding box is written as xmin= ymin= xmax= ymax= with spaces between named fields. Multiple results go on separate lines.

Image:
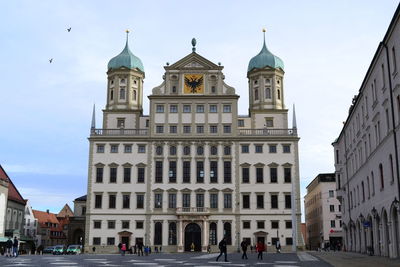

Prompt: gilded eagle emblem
xmin=184 ymin=75 xmax=204 ymax=93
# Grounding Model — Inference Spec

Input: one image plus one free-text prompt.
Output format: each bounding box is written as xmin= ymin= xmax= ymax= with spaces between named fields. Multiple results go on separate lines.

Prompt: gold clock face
xmin=184 ymin=74 xmax=204 ymax=94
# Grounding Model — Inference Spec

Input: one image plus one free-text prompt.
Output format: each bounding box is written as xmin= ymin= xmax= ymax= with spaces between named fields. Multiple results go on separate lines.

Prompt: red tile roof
xmin=33 ymin=209 xmax=59 ymax=227
xmin=0 ymin=165 xmax=26 ymax=205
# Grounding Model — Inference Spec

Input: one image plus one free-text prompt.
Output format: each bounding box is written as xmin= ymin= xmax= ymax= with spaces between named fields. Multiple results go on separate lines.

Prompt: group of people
xmin=216 ymin=238 xmax=272 ymax=262
xmin=4 ymin=237 xmax=19 ymax=257
xmin=118 ymin=241 xmax=160 ymax=256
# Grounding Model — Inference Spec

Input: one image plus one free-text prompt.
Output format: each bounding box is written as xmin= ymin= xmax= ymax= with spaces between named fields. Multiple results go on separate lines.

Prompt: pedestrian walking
xmin=276 ymin=240 xmax=281 ymax=253
xmin=12 ymin=237 xmax=18 ymax=257
xmin=5 ymin=237 xmax=12 ymax=257
xmin=256 ymin=241 xmax=265 ymax=260
xmin=137 ymin=241 xmax=144 ymax=256
xmin=121 ymin=243 xmax=126 ymax=256
xmin=207 ymin=244 xmax=211 ymax=253
xmin=241 ymin=240 xmax=248 ymax=259
xmin=117 ymin=243 xmax=122 ymax=254
xmin=216 ymin=237 xmax=228 ymax=262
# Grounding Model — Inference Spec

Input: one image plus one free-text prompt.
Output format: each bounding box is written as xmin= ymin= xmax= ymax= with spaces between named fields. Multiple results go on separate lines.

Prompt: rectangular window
xmin=136 ymin=194 xmax=144 ymax=209
xmin=138 ymin=145 xmax=146 ymax=153
xmin=156 ymin=105 xmax=164 ymax=113
xmin=96 ymin=167 xmax=103 ymax=183
xmin=266 ymin=119 xmax=273 ymax=127
xmin=197 ymin=161 xmax=204 ymax=183
xmin=224 ymin=161 xmax=231 ymax=183
xmin=269 ymin=145 xmax=277 ymax=153
xmin=242 ymin=167 xmax=249 ymax=183
xmin=257 ymin=221 xmax=265 ymax=229
xmin=255 ymin=145 xmax=263 ymax=153
xmin=183 ymin=105 xmax=191 ymax=113
xmin=209 ymin=104 xmax=217 ymax=113
xmin=210 ymin=193 xmax=218 ymax=209
xmin=271 ymin=195 xmax=278 ymax=209
xmin=93 ymin=237 xmax=101 ymax=245
xmin=271 ymin=221 xmax=279 ymax=229
xmin=270 ymin=167 xmax=278 ymax=183
xmin=182 ymin=193 xmax=191 ymax=208
xmin=242 ymin=195 xmax=250 ymax=209
xmin=110 ymin=167 xmax=117 ymax=183
xmin=210 ymin=161 xmax=218 ymax=183
xmin=93 ymin=220 xmax=101 ymax=229
xmin=223 ymin=125 xmax=231 ymax=133
xmin=331 ymin=220 xmax=336 ymax=228
xmin=256 ymin=167 xmax=264 ymax=183
xmin=107 ymin=237 xmax=115 ymax=245
xmin=238 ymin=120 xmax=244 ymax=127
xmin=137 ymin=167 xmax=145 ymax=183
xmin=170 ymin=105 xmax=178 ymax=113
xmin=169 ymin=161 xmax=177 ymax=183
xmin=285 ymin=194 xmax=292 ymax=209
xmin=330 ymin=205 xmax=335 ymax=212
xmin=196 ymin=194 xmax=204 ymax=208
xmin=210 ymin=125 xmax=218 ymax=133
xmin=224 ymin=194 xmax=232 ymax=209
xmin=136 ymin=221 xmax=144 ymax=229
xmin=284 ymin=168 xmax=291 ymax=183
xmin=196 ymin=125 xmax=204 ymax=134
xmin=154 ymin=193 xmax=162 ymax=209
xmin=286 ymin=238 xmax=293 ymax=246
xmin=168 ymin=193 xmax=176 ymax=209
xmin=97 ymin=145 xmax=105 ymax=153
xmin=243 ymin=221 xmax=251 ymax=229
xmin=283 ymin=145 xmax=291 ymax=153
xmin=256 ymin=195 xmax=264 ymax=209
xmin=196 ymin=105 xmax=204 ymax=113
xmin=156 ymin=125 xmax=164 ymax=133
xmin=183 ymin=161 xmax=191 ymax=183
xmin=124 ymin=145 xmax=132 ymax=153
xmin=241 ymin=145 xmax=249 ymax=153
xmin=94 ymin=194 xmax=102 ymax=209
xmin=285 ymin=221 xmax=292 ymax=229
xmin=155 ymin=161 xmax=163 ymax=183
xmin=223 ymin=105 xmax=232 ymax=113
xmin=117 ymin=119 xmax=125 ymax=128
xmin=169 ymin=125 xmax=177 ymax=134
xmin=123 ymin=167 xmax=131 ymax=183
xmin=110 ymin=144 xmax=118 ymax=153
xmin=108 ymin=194 xmax=116 ymax=209
xmin=329 ymin=190 xmax=334 ymax=198
xmin=122 ymin=194 xmax=130 ymax=209
xmin=122 ymin=221 xmax=129 ymax=229
xmin=183 ymin=125 xmax=191 ymax=134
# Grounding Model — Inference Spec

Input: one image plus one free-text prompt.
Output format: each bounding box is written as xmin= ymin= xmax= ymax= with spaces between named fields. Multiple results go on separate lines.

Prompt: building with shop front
xmin=332 ymin=4 xmax=400 ymax=258
xmin=304 ymin=173 xmax=342 ymax=250
xmin=85 ymin=31 xmax=303 ymax=253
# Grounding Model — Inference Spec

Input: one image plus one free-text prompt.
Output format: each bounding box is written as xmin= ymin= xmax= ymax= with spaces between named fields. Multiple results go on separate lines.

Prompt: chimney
xmin=46 ymin=209 xmax=49 ymax=214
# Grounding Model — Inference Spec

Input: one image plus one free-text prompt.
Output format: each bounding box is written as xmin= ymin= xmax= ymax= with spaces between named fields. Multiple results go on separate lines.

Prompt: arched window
xmin=133 ymin=90 xmax=137 ymax=100
xmin=254 ymin=89 xmax=259 ymax=100
xmin=379 ymin=164 xmax=384 ymax=189
xmin=367 ymin=176 xmax=370 ymax=198
xmin=371 ymin=171 xmax=375 ymax=195
xmin=183 ymin=146 xmax=191 ymax=155
xmin=210 ymin=146 xmax=218 ymax=155
xmin=209 ymin=222 xmax=217 ymax=245
xmin=265 ymin=88 xmax=271 ymax=99
xmin=277 ymin=89 xmax=281 ymax=100
xmin=110 ymin=90 xmax=114 ymax=100
xmin=361 ymin=182 xmax=365 ymax=202
xmin=389 ymin=154 xmax=394 ymax=183
xmin=168 ymin=222 xmax=177 ymax=245
xmin=197 ymin=146 xmax=204 ymax=156
xmin=223 ymin=222 xmax=232 ymax=245
xmin=154 ymin=222 xmax=162 ymax=245
xmin=120 ymin=88 xmax=126 ymax=100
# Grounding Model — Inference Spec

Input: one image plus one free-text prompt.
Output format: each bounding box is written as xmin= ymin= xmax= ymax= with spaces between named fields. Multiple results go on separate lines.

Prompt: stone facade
xmin=85 ymin=35 xmax=303 ymax=253
xmin=333 ymin=4 xmax=400 ymax=258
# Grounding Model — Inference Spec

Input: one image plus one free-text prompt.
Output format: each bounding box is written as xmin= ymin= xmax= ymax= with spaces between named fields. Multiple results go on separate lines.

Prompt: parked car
xmin=43 ymin=246 xmax=55 ymax=254
xmin=53 ymin=245 xmax=66 ymax=255
xmin=66 ymin=245 xmax=82 ymax=255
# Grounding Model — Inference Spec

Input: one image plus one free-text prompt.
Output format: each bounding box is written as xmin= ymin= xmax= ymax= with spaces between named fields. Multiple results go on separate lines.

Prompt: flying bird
xmin=49 ymin=58 xmax=53 ymax=63
xmin=185 ymin=76 xmax=203 ymax=93
xmin=67 ymin=27 xmax=71 ymax=32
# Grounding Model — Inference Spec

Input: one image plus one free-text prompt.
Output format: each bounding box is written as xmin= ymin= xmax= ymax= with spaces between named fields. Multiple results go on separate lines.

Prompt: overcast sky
xmin=0 ymin=0 xmax=398 ymax=218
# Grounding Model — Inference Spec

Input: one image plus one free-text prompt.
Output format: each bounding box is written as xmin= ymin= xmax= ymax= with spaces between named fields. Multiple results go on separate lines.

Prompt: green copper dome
xmin=108 ymin=36 xmax=144 ymax=72
xmin=248 ymin=35 xmax=284 ymax=72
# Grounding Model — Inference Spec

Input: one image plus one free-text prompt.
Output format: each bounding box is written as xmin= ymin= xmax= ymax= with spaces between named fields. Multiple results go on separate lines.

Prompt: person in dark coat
xmin=137 ymin=241 xmax=143 ymax=256
xmin=5 ymin=237 xmax=12 ymax=257
xmin=216 ymin=237 xmax=228 ymax=262
xmin=241 ymin=240 xmax=248 ymax=259
xmin=12 ymin=237 xmax=18 ymax=257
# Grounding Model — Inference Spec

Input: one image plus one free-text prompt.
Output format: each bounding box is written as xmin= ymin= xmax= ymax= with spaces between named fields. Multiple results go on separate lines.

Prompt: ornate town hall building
xmin=85 ymin=32 xmax=302 ymax=253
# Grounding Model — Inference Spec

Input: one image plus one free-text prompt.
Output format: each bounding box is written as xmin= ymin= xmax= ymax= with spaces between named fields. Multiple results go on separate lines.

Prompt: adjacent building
xmin=85 ymin=32 xmax=303 ymax=253
xmin=0 ymin=165 xmax=9 ymax=238
xmin=33 ymin=209 xmax=67 ymax=247
xmin=67 ymin=195 xmax=86 ymax=245
xmin=333 ymin=4 xmax=400 ymax=258
xmin=304 ymin=173 xmax=342 ymax=250
xmin=23 ymin=199 xmax=38 ymax=250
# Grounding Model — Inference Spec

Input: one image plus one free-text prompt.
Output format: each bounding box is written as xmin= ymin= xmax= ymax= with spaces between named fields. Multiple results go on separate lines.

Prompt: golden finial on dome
xmin=262 ymin=28 xmax=266 ymax=33
xmin=126 ymin=29 xmax=130 ymax=33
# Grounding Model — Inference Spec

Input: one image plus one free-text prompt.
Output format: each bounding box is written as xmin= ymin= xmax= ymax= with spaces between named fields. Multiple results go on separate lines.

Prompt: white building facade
xmin=85 ymin=33 xmax=303 ymax=253
xmin=304 ymin=173 xmax=342 ymax=250
xmin=333 ymin=4 xmax=400 ymax=258
xmin=23 ymin=200 xmax=38 ymax=245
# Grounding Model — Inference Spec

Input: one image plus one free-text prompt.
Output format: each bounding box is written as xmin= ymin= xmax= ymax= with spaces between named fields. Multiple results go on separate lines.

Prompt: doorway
xmin=184 ymin=223 xmax=201 ymax=251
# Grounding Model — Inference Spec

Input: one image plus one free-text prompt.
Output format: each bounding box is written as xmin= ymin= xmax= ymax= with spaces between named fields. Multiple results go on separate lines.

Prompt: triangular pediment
xmin=166 ymin=52 xmax=222 ymax=71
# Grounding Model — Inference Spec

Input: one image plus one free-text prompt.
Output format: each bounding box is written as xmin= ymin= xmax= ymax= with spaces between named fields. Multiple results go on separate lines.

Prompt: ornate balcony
xmin=90 ymin=128 xmax=148 ymax=136
xmin=175 ymin=207 xmax=210 ymax=215
xmin=238 ymin=128 xmax=297 ymax=136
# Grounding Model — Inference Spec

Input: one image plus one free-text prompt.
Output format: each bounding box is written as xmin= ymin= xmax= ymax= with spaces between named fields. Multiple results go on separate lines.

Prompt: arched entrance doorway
xmin=73 ymin=229 xmax=84 ymax=245
xmin=184 ymin=223 xmax=201 ymax=252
